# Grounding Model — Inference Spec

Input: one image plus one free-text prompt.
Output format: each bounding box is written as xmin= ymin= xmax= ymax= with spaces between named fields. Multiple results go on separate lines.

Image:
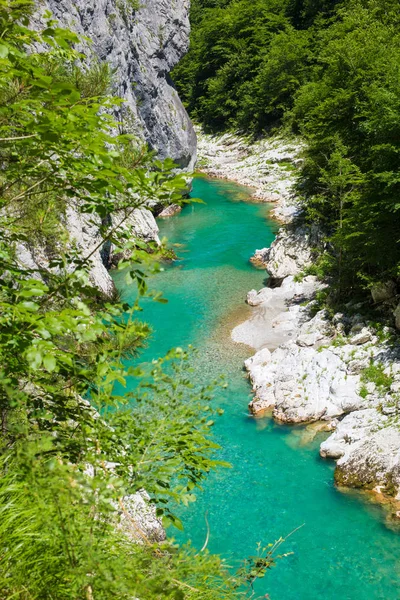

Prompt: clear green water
xmin=113 ymin=177 xmax=400 ymax=600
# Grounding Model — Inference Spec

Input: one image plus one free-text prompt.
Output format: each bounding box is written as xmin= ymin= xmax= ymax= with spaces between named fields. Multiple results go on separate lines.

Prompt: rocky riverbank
xmin=195 ymin=129 xmax=400 ymax=518
xmin=242 ymin=263 xmax=400 ymax=517
xmin=196 ymin=127 xmax=303 ymax=223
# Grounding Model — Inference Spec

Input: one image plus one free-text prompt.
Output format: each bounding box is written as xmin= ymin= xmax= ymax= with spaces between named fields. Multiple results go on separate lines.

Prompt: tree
xmin=175 ymin=0 xmax=400 ymax=295
xmin=293 ymin=0 xmax=400 ymax=292
xmin=0 ymin=2 xmax=280 ymax=597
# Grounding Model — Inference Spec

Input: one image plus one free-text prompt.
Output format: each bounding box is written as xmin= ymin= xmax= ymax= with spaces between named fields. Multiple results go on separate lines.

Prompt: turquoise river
xmin=113 ymin=177 xmax=400 ymax=600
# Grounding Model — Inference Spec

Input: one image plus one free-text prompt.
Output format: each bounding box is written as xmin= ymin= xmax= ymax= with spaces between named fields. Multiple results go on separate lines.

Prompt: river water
xmin=113 ymin=176 xmax=400 ymax=600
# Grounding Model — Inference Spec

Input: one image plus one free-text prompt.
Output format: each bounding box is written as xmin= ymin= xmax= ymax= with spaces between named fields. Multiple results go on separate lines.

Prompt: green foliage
xmin=172 ymin=0 xmax=338 ymax=132
xmin=65 ymin=60 xmax=113 ymax=99
xmin=361 ymin=362 xmax=393 ymax=393
xmin=0 ymin=2 xmax=283 ymax=597
xmin=175 ymin=0 xmax=400 ymax=297
xmin=173 ymin=0 xmax=296 ymax=132
xmin=293 ymin=0 xmax=400 ymax=294
xmin=0 ymin=448 xmax=250 ymax=599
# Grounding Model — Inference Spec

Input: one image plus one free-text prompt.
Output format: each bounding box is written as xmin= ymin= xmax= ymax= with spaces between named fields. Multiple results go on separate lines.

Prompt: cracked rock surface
xmin=33 ymin=0 xmax=196 ymax=169
xmin=29 ymin=0 xmax=196 ymax=295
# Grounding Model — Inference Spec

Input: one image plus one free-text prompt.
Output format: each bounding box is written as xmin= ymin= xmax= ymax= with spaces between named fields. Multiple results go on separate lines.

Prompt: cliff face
xmin=21 ymin=0 xmax=196 ymax=295
xmin=38 ymin=0 xmax=196 ymax=169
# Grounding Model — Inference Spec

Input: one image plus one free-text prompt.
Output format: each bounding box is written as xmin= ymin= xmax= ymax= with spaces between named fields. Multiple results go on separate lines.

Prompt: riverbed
xmin=113 ymin=176 xmax=400 ymax=600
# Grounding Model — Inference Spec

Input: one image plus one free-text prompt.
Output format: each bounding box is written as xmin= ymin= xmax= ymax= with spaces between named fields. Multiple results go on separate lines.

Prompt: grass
xmin=361 ymin=361 xmax=393 ymax=392
xmin=277 ymin=160 xmax=296 ymax=172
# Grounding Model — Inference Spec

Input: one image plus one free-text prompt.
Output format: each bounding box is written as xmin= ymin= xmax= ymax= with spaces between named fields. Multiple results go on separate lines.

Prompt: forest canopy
xmin=173 ymin=0 xmax=400 ymax=297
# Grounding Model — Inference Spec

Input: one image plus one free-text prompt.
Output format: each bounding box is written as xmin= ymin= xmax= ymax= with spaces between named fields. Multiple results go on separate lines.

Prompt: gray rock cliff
xmin=26 ymin=0 xmax=196 ymax=295
xmin=35 ymin=0 xmax=196 ymax=169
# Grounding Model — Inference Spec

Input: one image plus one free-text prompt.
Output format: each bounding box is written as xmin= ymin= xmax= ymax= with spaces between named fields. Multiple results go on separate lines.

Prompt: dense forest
xmin=0 ymin=1 xmax=277 ymax=597
xmin=173 ymin=0 xmax=400 ymax=299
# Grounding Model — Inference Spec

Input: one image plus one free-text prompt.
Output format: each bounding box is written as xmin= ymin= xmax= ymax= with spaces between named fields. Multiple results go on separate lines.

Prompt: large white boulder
xmin=247 ymin=342 xmax=366 ymax=422
xmin=234 ymin=276 xmax=322 ymax=350
xmin=262 ymin=225 xmax=322 ymax=280
xmin=321 ymin=409 xmax=400 ymax=495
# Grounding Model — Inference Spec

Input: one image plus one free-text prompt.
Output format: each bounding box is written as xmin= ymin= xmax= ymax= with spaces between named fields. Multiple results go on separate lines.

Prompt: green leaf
xmin=43 ymin=354 xmax=57 ymax=372
xmin=20 ymin=301 xmax=39 ymax=311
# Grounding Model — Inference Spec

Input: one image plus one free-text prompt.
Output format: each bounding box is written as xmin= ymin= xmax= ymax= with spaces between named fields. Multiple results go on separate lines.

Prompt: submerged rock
xmin=158 ymin=204 xmax=182 ymax=218
xmin=250 ymin=248 xmax=270 ymax=268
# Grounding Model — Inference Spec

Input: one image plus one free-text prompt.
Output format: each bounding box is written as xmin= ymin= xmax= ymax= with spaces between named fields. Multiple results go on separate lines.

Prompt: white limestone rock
xmin=119 ymin=490 xmax=166 ymax=543
xmin=84 ymin=460 xmax=166 ymax=543
xmin=114 ymin=208 xmax=161 ymax=250
xmin=249 ymin=343 xmax=366 ymax=422
xmin=262 ymin=225 xmax=322 ymax=280
xmin=244 ymin=302 xmax=386 ymax=422
xmin=28 ymin=0 xmax=196 ymax=293
xmin=15 ymin=210 xmax=115 ymax=298
xmin=349 ymin=328 xmax=373 ymax=346
xmin=196 ymin=127 xmax=303 ymax=222
xmin=68 ymin=206 xmax=161 ymax=286
xmin=240 ymin=172 xmax=400 ymax=500
xmin=246 ymin=287 xmax=276 ymax=307
xmin=65 ymin=207 xmax=115 ymax=297
xmin=234 ymin=276 xmax=321 ymax=350
xmin=296 ymin=332 xmax=322 ymax=347
xmin=321 ymin=409 xmax=400 ymax=495
xmin=16 ymin=242 xmax=45 ymax=274
xmin=129 ymin=209 xmax=160 ymax=244
xmin=244 ymin=350 xmax=274 ymax=414
xmin=297 ymin=309 xmax=334 ymax=342
xmin=320 ymin=441 xmax=346 ymax=460
xmin=16 ymin=205 xmax=161 ymax=298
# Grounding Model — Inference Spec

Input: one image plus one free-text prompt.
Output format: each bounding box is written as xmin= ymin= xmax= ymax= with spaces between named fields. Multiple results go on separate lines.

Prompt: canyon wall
xmin=21 ymin=0 xmax=196 ymax=295
xmin=35 ymin=0 xmax=196 ymax=168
